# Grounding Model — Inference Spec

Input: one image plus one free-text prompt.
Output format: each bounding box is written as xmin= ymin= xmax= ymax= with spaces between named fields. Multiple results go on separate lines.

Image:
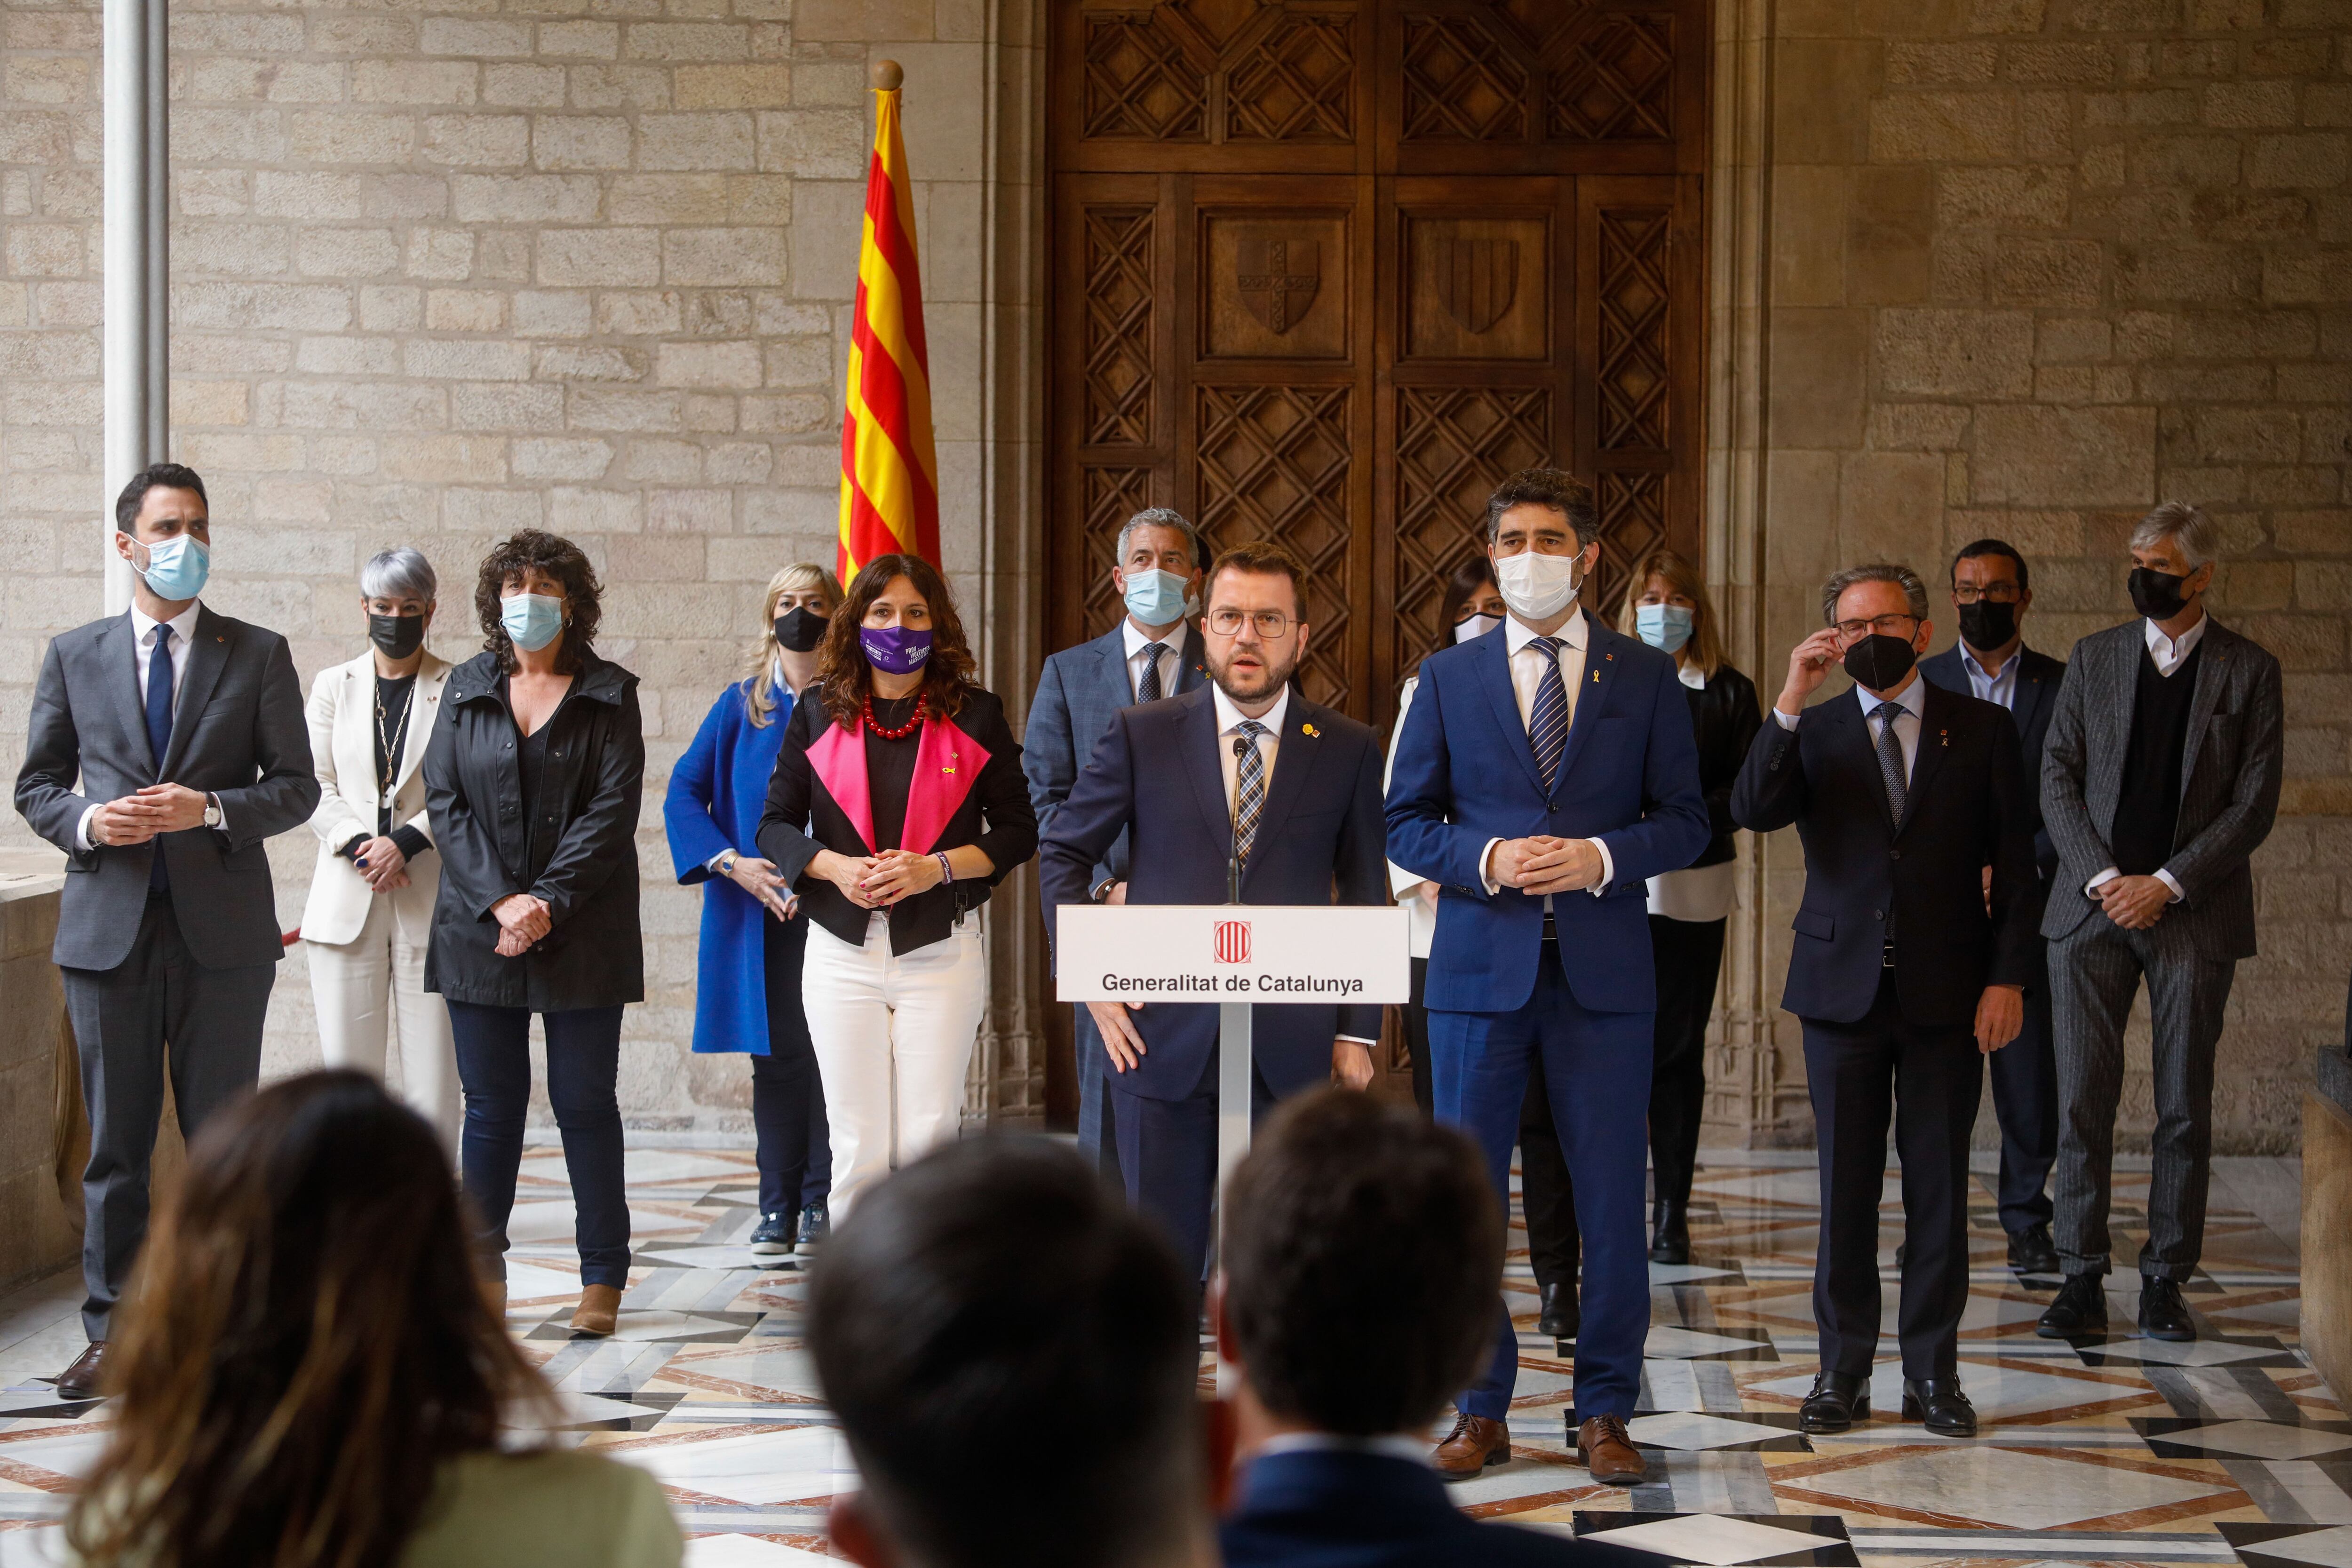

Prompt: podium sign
xmin=1056 ymin=905 xmax=1410 ymax=1182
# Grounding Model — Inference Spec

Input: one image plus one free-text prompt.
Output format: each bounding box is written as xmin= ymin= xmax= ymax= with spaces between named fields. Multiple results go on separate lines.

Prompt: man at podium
xmin=1039 ymin=541 xmax=1390 ymax=1293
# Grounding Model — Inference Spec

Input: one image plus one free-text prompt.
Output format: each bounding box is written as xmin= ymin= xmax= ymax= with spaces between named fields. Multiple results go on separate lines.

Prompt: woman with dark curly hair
xmin=62 ymin=1070 xmax=680 ymax=1568
xmin=423 ymin=529 xmax=645 ymax=1337
xmin=756 ymin=554 xmax=1036 ymax=1215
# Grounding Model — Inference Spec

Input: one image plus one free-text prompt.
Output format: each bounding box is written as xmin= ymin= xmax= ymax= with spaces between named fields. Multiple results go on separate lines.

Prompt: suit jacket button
xmin=1873 ymin=908 xmax=1884 ymax=921
xmin=1890 ymin=848 xmax=1900 ymax=860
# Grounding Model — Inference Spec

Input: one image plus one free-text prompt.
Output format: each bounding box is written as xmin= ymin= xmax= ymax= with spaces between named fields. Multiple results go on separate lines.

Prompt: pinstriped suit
xmin=2040 ymin=615 xmax=2283 ymax=1281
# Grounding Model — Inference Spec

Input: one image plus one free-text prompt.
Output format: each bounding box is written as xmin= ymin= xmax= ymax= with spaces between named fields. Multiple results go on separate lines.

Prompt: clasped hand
xmin=2096 ymin=874 xmax=2170 ymax=931
xmin=724 ymin=854 xmax=799 ymax=920
xmin=89 ymin=783 xmax=208 ymax=846
xmin=812 ymin=848 xmax=941 ymax=909
xmin=1489 ymin=835 xmax=1603 ymax=897
xmin=491 ymin=893 xmax=552 ymax=957
xmin=356 ymin=836 xmax=410 ymax=892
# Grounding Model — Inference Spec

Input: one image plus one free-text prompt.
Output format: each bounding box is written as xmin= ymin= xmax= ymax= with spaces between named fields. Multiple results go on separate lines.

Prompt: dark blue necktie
xmin=1527 ymin=636 xmax=1569 ymax=791
xmin=145 ymin=624 xmax=173 ymax=891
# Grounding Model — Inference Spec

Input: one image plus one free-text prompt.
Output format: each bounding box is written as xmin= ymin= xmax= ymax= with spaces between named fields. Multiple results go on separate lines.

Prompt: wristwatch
xmin=1090 ymin=877 xmax=1118 ymax=903
xmin=203 ymin=794 xmax=222 ymax=830
xmin=715 ymin=850 xmax=740 ymax=877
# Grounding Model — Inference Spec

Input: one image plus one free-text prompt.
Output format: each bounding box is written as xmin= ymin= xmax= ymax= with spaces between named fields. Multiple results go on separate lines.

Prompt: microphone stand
xmin=1216 ymin=730 xmax=1253 ymax=1391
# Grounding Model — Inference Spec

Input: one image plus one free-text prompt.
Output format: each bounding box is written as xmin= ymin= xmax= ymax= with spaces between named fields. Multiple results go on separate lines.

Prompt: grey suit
xmin=2040 ymin=615 xmax=2282 ymax=1281
xmin=1023 ymin=621 xmax=1208 ymax=1164
xmin=15 ymin=604 xmax=318 ymax=1337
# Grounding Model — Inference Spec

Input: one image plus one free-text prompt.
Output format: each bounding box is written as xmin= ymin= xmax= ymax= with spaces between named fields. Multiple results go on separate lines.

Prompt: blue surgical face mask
xmin=130 ymin=533 xmax=210 ymax=602
xmin=501 ymin=592 xmax=565 ymax=653
xmin=1637 ymin=603 xmax=1695 ymax=655
xmin=1122 ymin=568 xmax=1192 ymax=628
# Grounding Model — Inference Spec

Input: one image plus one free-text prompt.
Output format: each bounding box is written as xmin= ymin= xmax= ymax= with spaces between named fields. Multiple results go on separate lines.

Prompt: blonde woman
xmin=301 ymin=547 xmax=460 ymax=1150
xmin=663 ymin=563 xmax=843 ymax=1257
xmin=1615 ymin=548 xmax=1761 ymax=1264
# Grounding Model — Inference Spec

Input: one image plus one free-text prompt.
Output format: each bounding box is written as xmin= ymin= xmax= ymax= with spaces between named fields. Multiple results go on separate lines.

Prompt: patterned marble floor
xmin=0 ymin=1144 xmax=2330 ymax=1568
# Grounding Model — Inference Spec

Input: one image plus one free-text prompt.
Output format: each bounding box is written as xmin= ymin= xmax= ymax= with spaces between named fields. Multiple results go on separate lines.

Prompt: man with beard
xmin=1732 ymin=563 xmax=2040 ymax=1439
xmin=1039 ymin=541 xmax=1390 ymax=1294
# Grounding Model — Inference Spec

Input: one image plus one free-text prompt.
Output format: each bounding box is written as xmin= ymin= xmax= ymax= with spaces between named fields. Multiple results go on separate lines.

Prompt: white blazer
xmin=299 ymin=650 xmax=452 ymax=947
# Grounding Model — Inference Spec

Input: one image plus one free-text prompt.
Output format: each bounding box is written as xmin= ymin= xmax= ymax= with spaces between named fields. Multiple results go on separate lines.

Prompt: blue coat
xmin=664 ymin=676 xmax=793 ymax=1055
xmin=1384 ymin=615 xmax=1710 ymax=1016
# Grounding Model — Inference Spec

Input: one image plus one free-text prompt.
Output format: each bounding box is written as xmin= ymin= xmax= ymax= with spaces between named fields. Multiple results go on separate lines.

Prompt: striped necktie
xmin=1873 ymin=700 xmax=1907 ymax=828
xmin=1232 ymin=720 xmax=1270 ymax=866
xmin=1527 ymin=636 xmax=1569 ymax=792
xmin=1135 ymin=642 xmax=1168 ymax=703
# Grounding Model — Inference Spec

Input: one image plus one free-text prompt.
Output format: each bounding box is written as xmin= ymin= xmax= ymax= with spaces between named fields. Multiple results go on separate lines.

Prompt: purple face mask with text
xmin=860 ymin=625 xmax=933 ymax=675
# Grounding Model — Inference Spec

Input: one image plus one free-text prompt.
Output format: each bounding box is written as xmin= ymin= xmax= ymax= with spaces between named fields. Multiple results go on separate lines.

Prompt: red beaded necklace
xmin=862 ymin=690 xmax=925 ymax=740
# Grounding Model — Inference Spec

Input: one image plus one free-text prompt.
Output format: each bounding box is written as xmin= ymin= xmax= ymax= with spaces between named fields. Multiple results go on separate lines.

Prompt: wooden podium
xmin=1055 ymin=904 xmax=1411 ymax=1178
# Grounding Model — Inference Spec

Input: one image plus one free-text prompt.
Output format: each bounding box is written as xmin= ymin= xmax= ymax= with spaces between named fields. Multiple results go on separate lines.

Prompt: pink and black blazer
xmin=756 ymin=683 xmax=1037 ymax=955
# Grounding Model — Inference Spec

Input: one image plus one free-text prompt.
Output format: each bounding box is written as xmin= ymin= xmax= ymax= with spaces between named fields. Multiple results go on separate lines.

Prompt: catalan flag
xmin=837 ymin=65 xmax=939 ymax=580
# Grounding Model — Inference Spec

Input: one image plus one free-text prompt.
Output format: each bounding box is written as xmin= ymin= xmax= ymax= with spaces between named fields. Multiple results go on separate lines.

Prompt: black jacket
xmin=1684 ymin=662 xmax=1764 ymax=870
xmin=1731 ymin=678 xmax=2040 ymax=1028
xmin=1919 ymin=642 xmax=2066 ymax=877
xmin=423 ymin=651 xmax=646 ymax=1011
xmin=758 ymin=684 xmax=1036 ymax=955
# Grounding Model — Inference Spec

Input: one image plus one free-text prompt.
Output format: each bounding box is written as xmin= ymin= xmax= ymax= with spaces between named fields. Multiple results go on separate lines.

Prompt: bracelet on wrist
xmin=935 ymin=851 xmax=954 ymax=886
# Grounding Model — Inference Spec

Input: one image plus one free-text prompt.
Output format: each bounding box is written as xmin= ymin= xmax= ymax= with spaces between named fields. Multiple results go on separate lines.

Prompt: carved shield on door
xmin=1437 ymin=238 xmax=1518 ymax=334
xmin=1236 ymin=239 xmax=1320 ymax=334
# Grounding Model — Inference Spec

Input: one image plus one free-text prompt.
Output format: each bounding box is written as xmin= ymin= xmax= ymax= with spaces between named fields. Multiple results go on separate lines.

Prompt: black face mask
xmin=369 ymin=613 xmax=425 ymax=660
xmin=1956 ymin=598 xmax=2017 ymax=652
xmin=1843 ymin=632 xmax=1918 ymax=692
xmin=773 ymin=607 xmax=826 ymax=653
xmin=2128 ymin=566 xmax=2192 ymax=621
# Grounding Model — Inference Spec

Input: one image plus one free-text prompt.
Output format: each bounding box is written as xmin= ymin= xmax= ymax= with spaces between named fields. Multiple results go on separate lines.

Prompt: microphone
xmin=1228 ymin=735 xmax=1248 ymax=905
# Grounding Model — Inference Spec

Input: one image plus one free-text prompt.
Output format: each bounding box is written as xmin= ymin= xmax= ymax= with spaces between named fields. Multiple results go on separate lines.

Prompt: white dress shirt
xmin=76 ymin=601 xmax=219 ymax=852
xmin=2082 ymin=613 xmax=2206 ymax=903
xmin=1477 ymin=607 xmax=1614 ymax=899
xmin=1960 ymin=643 xmax=2021 ymax=710
xmin=1122 ymin=617 xmax=1184 ymax=702
xmin=1770 ymin=667 xmax=1924 ymax=784
xmin=2144 ymin=609 xmax=2206 ymax=678
xmin=1211 ymin=682 xmax=1370 ymax=1046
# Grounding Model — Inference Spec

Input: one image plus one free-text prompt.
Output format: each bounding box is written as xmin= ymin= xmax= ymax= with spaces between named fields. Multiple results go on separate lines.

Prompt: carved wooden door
xmin=1044 ymin=0 xmax=1708 ymax=1113
xmin=1049 ymin=0 xmax=1708 ymax=729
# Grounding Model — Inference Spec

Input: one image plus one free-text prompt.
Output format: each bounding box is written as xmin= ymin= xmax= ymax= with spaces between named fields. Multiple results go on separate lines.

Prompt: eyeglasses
xmin=1833 ymin=613 xmax=1920 ymax=640
xmin=1207 ymin=608 xmax=1295 ymax=639
xmin=1952 ymin=585 xmax=2022 ymax=605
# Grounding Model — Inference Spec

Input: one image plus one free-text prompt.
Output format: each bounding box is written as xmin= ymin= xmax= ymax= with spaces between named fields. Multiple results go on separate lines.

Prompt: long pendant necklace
xmin=862 ymin=691 xmax=923 ymax=740
xmin=374 ymin=681 xmax=413 ymax=797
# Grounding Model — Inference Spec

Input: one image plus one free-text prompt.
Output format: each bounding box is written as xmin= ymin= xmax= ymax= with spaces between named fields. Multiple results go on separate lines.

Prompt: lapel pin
xmin=1301 ymin=722 xmax=1320 ymax=738
xmin=1939 ymin=729 xmax=1950 ymax=747
xmin=1591 ymin=671 xmax=1600 ymax=683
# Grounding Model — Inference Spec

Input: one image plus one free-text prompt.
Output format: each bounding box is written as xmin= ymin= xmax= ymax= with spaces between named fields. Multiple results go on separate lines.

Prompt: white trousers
xmin=802 ymin=911 xmax=986 ymax=1216
xmin=307 ymin=892 xmax=462 ymax=1152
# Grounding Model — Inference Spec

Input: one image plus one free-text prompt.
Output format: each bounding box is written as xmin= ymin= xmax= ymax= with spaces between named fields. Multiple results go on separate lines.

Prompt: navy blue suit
xmin=1920 ymin=643 xmax=2066 ymax=1238
xmin=1385 ymin=614 xmax=1709 ymax=1423
xmin=1025 ymin=623 xmax=1209 ymax=1166
xmin=1222 ymin=1448 xmax=1651 ymax=1568
xmin=1039 ymin=684 xmax=1388 ymax=1280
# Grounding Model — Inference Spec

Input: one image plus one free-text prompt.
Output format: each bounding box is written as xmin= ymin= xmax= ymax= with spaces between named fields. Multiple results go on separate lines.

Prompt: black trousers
xmin=1648 ymin=914 xmax=1726 ymax=1210
xmin=1113 ymin=1061 xmax=1274 ymax=1290
xmin=1800 ymin=970 xmax=1983 ymax=1379
xmin=1987 ymin=937 xmax=2057 ymax=1236
xmin=1519 ymin=1057 xmax=1579 ymax=1290
xmin=1405 ymin=957 xmax=1434 ymax=1115
xmin=63 ymin=896 xmax=274 ymax=1340
xmin=752 ymin=911 xmax=831 ymax=1219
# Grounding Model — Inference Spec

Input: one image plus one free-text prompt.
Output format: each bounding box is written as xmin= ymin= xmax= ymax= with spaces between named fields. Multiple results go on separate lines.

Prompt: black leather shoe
xmin=1893 ymin=1241 xmax=1907 ymax=1267
xmin=1798 ymin=1370 xmax=1871 ymax=1433
xmin=1901 ymin=1377 xmax=1977 ymax=1436
xmin=2139 ymin=1276 xmax=2196 ymax=1342
xmin=2037 ymin=1272 xmax=2108 ymax=1338
xmin=53 ymin=1343 xmax=107 ymax=1401
xmin=1648 ymin=1199 xmax=1690 ymax=1265
xmin=796 ymin=1200 xmax=831 ymax=1251
xmin=1537 ymin=1281 xmax=1580 ymax=1341
xmin=2007 ymin=1223 xmax=2059 ymax=1274
xmin=749 ymin=1211 xmax=796 ymax=1257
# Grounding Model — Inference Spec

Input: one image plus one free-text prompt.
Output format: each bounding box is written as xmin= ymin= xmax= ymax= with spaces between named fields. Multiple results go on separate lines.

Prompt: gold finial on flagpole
xmin=871 ymin=58 xmax=903 ymax=91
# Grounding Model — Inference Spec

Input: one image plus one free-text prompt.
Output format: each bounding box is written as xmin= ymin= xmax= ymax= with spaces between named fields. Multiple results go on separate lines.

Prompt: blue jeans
xmin=448 ymin=1001 xmax=631 ymax=1289
xmin=1431 ymin=942 xmax=1654 ymax=1424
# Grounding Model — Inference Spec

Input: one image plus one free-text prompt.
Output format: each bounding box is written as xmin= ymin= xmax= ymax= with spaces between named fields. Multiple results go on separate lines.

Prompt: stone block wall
xmin=0 ymin=0 xmax=1038 ymax=1132
xmin=1747 ymin=0 xmax=2352 ymax=1150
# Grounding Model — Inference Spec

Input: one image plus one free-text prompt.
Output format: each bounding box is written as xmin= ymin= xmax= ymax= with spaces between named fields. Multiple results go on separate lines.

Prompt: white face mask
xmin=1453 ymin=613 xmax=1502 ymax=645
xmin=1493 ymin=550 xmax=1582 ymax=621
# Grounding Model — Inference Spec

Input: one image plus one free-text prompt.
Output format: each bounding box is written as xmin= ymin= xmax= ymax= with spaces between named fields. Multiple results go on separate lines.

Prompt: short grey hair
xmin=1820 ymin=563 xmax=1930 ymax=625
xmin=359 ymin=546 xmax=438 ymax=603
xmin=1115 ymin=507 xmax=1200 ymax=568
xmin=2130 ymin=501 xmax=2218 ymax=568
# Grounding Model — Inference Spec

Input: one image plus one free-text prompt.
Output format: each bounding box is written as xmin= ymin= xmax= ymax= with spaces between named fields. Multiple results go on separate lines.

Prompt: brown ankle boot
xmin=571 ymin=1283 xmax=622 ymax=1337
